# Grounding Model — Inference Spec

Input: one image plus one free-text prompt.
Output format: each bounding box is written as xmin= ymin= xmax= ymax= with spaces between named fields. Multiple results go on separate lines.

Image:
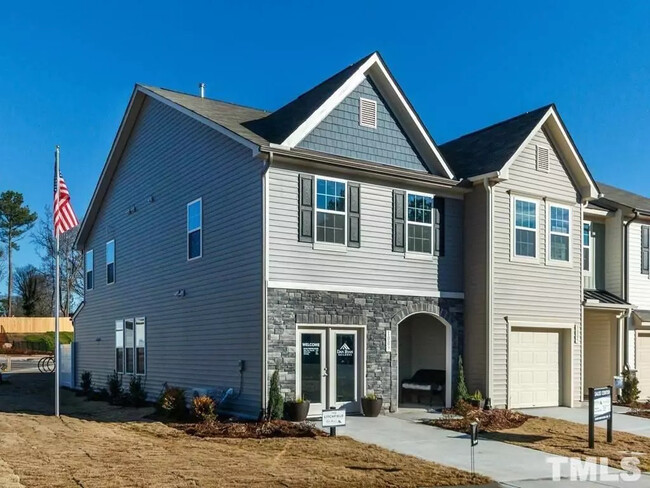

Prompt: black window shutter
xmin=434 ymin=198 xmax=445 ymax=257
xmin=392 ymin=190 xmax=405 ymax=252
xmin=298 ymin=174 xmax=314 ymax=242
xmin=348 ymin=183 xmax=360 ymax=248
xmin=642 ymin=225 xmax=649 ymax=275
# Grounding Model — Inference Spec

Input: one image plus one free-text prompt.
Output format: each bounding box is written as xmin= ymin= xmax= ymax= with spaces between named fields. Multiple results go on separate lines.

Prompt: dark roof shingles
xmin=596 ymin=182 xmax=650 ymax=214
xmin=584 ymin=289 xmax=630 ymax=306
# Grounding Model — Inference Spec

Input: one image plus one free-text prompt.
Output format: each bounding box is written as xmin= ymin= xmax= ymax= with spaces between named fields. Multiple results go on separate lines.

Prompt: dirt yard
xmin=0 ymin=374 xmax=489 ymax=487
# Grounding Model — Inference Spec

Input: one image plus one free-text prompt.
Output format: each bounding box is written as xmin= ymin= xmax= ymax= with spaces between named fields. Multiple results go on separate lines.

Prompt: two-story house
xmin=584 ymin=183 xmax=650 ymax=398
xmin=73 ymin=52 xmax=600 ymax=417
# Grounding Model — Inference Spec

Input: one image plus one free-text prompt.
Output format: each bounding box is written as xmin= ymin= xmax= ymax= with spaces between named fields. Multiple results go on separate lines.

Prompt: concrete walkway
xmin=519 ymin=406 xmax=650 ymax=438
xmin=324 ymin=414 xmax=650 ymax=487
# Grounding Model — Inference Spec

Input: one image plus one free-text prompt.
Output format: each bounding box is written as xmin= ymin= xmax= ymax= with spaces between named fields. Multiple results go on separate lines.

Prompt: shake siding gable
xmin=267 ymin=163 xmax=464 ymax=294
xmin=297 ymin=78 xmax=432 ymax=174
xmin=491 ymin=128 xmax=583 ymax=406
xmin=75 ymin=97 xmax=263 ymax=417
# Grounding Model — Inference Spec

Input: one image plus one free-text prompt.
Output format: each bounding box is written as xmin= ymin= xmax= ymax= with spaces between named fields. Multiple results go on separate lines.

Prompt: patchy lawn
xmin=0 ymin=374 xmax=490 ymax=487
xmin=428 ymin=406 xmax=650 ymax=472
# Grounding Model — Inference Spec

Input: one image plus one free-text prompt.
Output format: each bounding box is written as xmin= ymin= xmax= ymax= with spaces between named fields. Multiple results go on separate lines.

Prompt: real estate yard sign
xmin=588 ymin=386 xmax=613 ymax=448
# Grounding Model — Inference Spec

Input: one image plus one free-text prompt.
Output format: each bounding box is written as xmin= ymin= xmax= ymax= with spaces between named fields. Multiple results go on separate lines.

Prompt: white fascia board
xmin=138 ymin=86 xmax=260 ymax=154
xmin=280 ymin=53 xmax=455 ymax=180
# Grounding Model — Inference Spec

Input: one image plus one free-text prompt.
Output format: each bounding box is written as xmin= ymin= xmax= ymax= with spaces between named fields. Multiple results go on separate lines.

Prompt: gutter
xmin=622 ymin=210 xmax=640 ymax=368
xmin=483 ymin=178 xmax=494 ymax=400
xmin=260 ymin=151 xmax=272 ymax=416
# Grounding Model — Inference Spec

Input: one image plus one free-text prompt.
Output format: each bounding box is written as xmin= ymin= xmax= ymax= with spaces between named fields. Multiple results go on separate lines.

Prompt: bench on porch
xmin=400 ymin=369 xmax=445 ymax=406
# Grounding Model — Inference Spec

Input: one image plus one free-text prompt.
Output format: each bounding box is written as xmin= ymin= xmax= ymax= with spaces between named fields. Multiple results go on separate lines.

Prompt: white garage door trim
xmin=636 ymin=332 xmax=650 ymax=400
xmin=507 ymin=323 xmax=574 ymax=409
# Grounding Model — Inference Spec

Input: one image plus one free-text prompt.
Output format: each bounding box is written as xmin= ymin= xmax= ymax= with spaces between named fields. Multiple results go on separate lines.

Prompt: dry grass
xmin=0 ymin=374 xmax=490 ymax=487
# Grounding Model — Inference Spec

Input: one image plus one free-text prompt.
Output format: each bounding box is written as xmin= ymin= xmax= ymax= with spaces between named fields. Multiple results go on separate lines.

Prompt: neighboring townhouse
xmin=586 ymin=183 xmax=650 ymax=398
xmin=439 ymin=106 xmax=599 ymax=409
xmin=73 ymin=51 xmax=602 ymax=417
xmin=74 ymin=52 xmax=466 ymax=418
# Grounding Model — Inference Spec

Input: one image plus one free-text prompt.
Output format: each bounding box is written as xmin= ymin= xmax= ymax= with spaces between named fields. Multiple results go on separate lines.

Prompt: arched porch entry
xmin=396 ymin=311 xmax=453 ymax=409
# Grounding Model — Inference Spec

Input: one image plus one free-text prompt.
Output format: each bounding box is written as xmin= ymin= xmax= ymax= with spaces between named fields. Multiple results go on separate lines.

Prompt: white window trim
xmin=85 ymin=249 xmax=94 ymax=291
xmin=314 ymin=176 xmax=347 ymax=248
xmin=405 ymin=191 xmax=435 ymax=257
xmin=546 ymin=201 xmax=573 ymax=266
xmin=583 ymin=220 xmax=592 ymax=277
xmin=511 ymin=195 xmax=540 ymax=263
xmin=135 ymin=317 xmax=146 ymax=376
xmin=106 ymin=240 xmax=115 ymax=285
xmin=187 ymin=198 xmax=203 ymax=261
xmin=359 ymin=97 xmax=377 ymax=129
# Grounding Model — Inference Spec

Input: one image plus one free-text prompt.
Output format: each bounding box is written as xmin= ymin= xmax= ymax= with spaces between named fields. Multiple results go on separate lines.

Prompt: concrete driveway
xmin=326 ymin=414 xmax=650 ymax=487
xmin=520 ymin=406 xmax=650 ymax=438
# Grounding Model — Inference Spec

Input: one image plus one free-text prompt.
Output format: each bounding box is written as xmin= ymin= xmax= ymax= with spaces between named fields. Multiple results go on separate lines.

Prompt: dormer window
xmin=359 ymin=98 xmax=377 ymax=128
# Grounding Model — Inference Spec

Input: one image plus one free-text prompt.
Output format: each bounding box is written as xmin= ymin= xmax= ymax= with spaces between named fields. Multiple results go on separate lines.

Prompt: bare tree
xmin=14 ymin=265 xmax=49 ymax=316
xmin=31 ymin=206 xmax=83 ymax=316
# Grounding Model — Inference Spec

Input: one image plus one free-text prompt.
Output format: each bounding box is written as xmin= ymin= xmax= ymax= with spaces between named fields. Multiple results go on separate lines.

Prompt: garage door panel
xmin=638 ymin=333 xmax=650 ymax=400
xmin=510 ymin=329 xmax=561 ymax=408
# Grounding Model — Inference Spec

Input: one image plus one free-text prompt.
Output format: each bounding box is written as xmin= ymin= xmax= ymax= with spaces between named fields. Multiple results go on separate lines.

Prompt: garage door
xmin=510 ymin=329 xmax=561 ymax=408
xmin=637 ymin=333 xmax=650 ymax=400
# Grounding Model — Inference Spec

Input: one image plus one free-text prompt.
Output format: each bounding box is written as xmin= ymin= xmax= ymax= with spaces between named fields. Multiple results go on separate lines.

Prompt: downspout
xmin=622 ymin=210 xmax=640 ymax=368
xmin=483 ymin=178 xmax=493 ymax=401
xmin=261 ymin=151 xmax=272 ymax=417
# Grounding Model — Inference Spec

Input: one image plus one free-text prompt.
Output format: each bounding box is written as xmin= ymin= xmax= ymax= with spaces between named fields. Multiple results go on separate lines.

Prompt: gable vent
xmin=359 ymin=98 xmax=377 ymax=128
xmin=536 ymin=145 xmax=549 ymax=172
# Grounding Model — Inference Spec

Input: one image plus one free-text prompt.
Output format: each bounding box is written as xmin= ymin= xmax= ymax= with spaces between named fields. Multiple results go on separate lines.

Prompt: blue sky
xmin=1 ymin=1 xmax=649 ymax=278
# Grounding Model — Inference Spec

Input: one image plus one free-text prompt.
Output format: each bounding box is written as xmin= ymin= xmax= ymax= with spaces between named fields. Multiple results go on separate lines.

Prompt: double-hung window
xmin=187 ymin=199 xmax=202 ymax=260
xmin=115 ymin=320 xmax=124 ymax=373
xmin=513 ymin=197 xmax=538 ymax=259
xmin=85 ymin=250 xmax=94 ymax=290
xmin=548 ymin=204 xmax=571 ymax=263
xmin=583 ymin=222 xmax=592 ymax=275
xmin=407 ymin=192 xmax=433 ymax=254
xmin=106 ymin=240 xmax=115 ymax=284
xmin=124 ymin=319 xmax=134 ymax=374
xmin=135 ymin=317 xmax=146 ymax=375
xmin=315 ymin=177 xmax=346 ymax=245
xmin=642 ymin=225 xmax=649 ymax=275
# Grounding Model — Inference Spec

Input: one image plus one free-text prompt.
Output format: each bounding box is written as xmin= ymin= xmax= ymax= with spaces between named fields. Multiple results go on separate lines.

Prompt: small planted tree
xmin=267 ymin=370 xmax=284 ymax=420
xmin=106 ymin=371 xmax=123 ymax=405
xmin=621 ymin=366 xmax=640 ymax=406
xmin=455 ymin=355 xmax=470 ymax=404
xmin=80 ymin=371 xmax=93 ymax=396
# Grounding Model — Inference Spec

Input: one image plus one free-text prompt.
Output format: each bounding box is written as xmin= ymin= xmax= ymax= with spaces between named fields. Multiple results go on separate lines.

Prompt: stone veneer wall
xmin=267 ymin=288 xmax=464 ymax=411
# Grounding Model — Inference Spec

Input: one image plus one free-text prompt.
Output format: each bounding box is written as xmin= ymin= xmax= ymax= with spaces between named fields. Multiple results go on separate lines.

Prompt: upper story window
xmin=85 ymin=249 xmax=94 ymax=290
xmin=642 ymin=225 xmax=649 ymax=275
xmin=512 ymin=197 xmax=538 ymax=259
xmin=187 ymin=198 xmax=202 ymax=260
xmin=316 ymin=177 xmax=346 ymax=245
xmin=407 ymin=192 xmax=433 ymax=254
xmin=583 ymin=222 xmax=592 ymax=275
xmin=548 ymin=204 xmax=571 ymax=263
xmin=106 ymin=240 xmax=115 ymax=284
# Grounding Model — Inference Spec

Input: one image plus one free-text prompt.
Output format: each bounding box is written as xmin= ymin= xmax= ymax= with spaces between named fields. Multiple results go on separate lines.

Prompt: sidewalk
xmin=326 ymin=414 xmax=650 ymax=487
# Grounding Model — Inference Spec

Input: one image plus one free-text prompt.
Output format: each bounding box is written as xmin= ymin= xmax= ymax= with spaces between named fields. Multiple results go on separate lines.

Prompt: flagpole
xmin=54 ymin=145 xmax=61 ymax=418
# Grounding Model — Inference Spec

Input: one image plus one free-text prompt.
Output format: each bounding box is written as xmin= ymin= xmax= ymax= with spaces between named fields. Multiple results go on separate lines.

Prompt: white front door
xmin=297 ymin=327 xmax=362 ymax=416
xmin=637 ymin=332 xmax=650 ymax=400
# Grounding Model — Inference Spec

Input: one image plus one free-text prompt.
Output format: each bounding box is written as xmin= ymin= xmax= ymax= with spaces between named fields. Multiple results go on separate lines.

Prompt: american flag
xmin=54 ymin=170 xmax=79 ymax=235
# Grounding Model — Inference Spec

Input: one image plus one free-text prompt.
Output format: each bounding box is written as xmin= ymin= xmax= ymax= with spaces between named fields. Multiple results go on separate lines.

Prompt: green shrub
xmin=156 ymin=385 xmax=187 ymax=420
xmin=80 ymin=371 xmax=93 ymax=396
xmin=106 ymin=371 xmax=123 ymax=405
xmin=128 ymin=376 xmax=148 ymax=407
xmin=192 ymin=395 xmax=216 ymax=422
xmin=267 ymin=370 xmax=283 ymax=420
xmin=363 ymin=392 xmax=377 ymax=401
xmin=621 ymin=367 xmax=640 ymax=406
xmin=455 ymin=356 xmax=470 ymax=403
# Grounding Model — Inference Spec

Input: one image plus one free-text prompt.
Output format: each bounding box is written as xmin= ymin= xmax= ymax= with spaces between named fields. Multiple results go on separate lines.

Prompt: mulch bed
xmin=627 ymin=401 xmax=650 ymax=419
xmin=428 ymin=404 xmax=531 ymax=433
xmin=173 ymin=419 xmax=327 ymax=439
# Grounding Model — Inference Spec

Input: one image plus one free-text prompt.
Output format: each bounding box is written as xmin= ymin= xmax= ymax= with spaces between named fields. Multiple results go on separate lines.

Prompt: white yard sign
xmin=322 ymin=409 xmax=346 ymax=427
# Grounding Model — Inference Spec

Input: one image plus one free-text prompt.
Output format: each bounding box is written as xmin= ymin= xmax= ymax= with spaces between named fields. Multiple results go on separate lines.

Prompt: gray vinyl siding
xmin=491 ymin=128 xmax=583 ymax=406
xmin=74 ymin=97 xmax=263 ymax=417
xmin=267 ymin=163 xmax=463 ymax=294
xmin=297 ymin=78 xmax=431 ymax=173
xmin=462 ymin=185 xmax=488 ymax=393
xmin=605 ymin=211 xmax=623 ymax=297
xmin=628 ymin=220 xmax=650 ymax=309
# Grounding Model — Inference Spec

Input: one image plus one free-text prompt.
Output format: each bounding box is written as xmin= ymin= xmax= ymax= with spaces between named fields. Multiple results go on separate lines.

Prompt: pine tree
xmin=455 ymin=355 xmax=470 ymax=403
xmin=267 ymin=370 xmax=284 ymax=420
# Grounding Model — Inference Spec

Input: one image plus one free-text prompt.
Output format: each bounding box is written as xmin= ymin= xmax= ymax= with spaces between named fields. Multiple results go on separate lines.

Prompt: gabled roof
xmin=596 ymin=182 xmax=650 ymax=215
xmin=634 ymin=310 xmax=650 ymax=325
xmin=439 ymin=104 xmax=600 ymax=200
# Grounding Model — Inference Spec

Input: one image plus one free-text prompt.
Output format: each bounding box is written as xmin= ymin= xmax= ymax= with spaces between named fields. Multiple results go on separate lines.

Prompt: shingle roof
xmin=596 ymin=182 xmax=650 ymax=214
xmin=439 ymin=105 xmax=552 ymax=179
xmin=584 ymin=289 xmax=630 ymax=306
xmin=634 ymin=310 xmax=650 ymax=323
